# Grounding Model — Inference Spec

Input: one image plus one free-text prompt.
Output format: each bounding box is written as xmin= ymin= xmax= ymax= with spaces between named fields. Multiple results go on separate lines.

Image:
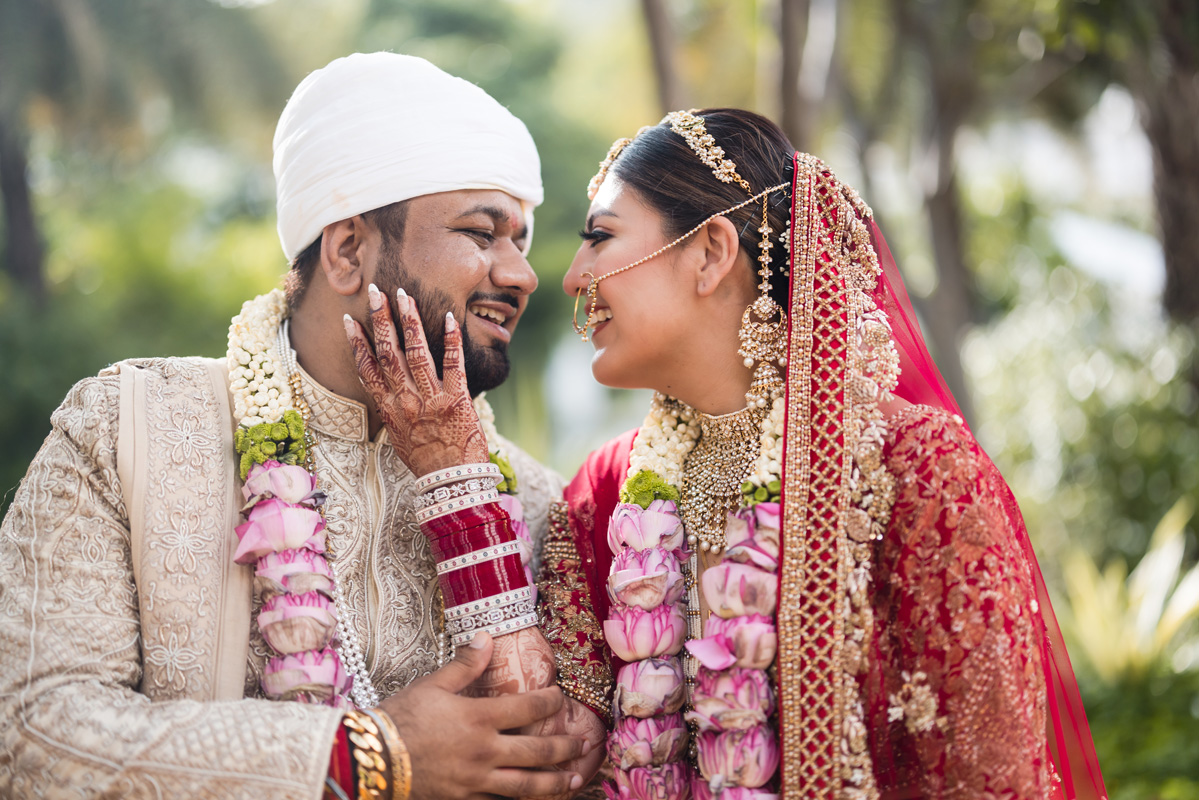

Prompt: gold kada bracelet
xmin=342 ymin=709 xmax=392 ymax=799
xmin=366 ymin=708 xmax=412 ymax=800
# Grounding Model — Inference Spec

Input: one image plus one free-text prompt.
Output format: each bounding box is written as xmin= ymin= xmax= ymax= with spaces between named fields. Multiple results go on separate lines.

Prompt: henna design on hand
xmin=345 ymin=286 xmax=488 ymax=476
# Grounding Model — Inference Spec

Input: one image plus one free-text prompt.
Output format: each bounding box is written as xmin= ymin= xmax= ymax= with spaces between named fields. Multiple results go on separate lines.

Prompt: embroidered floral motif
xmin=874 ymin=406 xmax=1052 ymax=798
xmin=887 ymin=670 xmax=939 ymax=734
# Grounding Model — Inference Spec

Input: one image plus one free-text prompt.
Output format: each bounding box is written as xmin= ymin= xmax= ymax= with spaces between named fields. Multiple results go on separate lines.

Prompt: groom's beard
xmin=373 ymin=256 xmax=514 ymax=397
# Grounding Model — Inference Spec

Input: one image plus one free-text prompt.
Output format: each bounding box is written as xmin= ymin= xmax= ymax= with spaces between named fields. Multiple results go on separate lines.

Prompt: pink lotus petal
xmin=257 ymin=590 xmax=339 ymax=654
xmin=702 ymin=616 xmax=778 ymax=670
xmin=613 ymin=763 xmax=691 ymax=800
xmin=262 ymin=647 xmax=349 ymax=702
xmin=695 ymin=726 xmax=779 ymax=789
xmin=700 ymin=563 xmax=777 ymax=619
xmin=255 ymin=549 xmax=334 ymax=598
xmin=614 ymin=657 xmax=686 ymax=718
xmin=234 ymin=499 xmax=326 ymax=564
xmin=243 ymin=460 xmax=321 ymax=506
xmin=685 ymin=636 xmax=738 ymax=671
xmin=604 ymin=604 xmax=687 ymax=662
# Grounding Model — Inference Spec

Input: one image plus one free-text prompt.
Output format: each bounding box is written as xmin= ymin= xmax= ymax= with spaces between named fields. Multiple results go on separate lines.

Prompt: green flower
xmin=741 ymin=478 xmax=782 ymax=506
xmin=283 ymin=410 xmax=305 ymax=440
xmin=620 ymin=469 xmax=680 ymax=509
xmin=270 ymin=422 xmax=289 ymax=441
xmin=491 ymin=451 xmax=518 ymax=494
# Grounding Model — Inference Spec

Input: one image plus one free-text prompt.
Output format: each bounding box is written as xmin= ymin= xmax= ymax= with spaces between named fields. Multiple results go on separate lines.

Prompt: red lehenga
xmin=538 ymin=154 xmax=1107 ymax=800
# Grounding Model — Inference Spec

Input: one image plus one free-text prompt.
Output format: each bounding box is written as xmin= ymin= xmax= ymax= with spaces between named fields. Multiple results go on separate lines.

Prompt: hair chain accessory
xmin=587 ymin=137 xmax=633 ymax=200
xmin=665 ymin=110 xmax=753 ymax=193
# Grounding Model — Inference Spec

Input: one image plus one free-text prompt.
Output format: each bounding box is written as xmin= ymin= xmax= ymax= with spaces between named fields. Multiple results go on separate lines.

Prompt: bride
xmin=348 ymin=108 xmax=1107 ymax=800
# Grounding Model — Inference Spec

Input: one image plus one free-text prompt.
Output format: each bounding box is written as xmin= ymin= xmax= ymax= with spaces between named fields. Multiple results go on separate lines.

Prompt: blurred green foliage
xmin=1 ymin=2 xmax=1197 ymax=796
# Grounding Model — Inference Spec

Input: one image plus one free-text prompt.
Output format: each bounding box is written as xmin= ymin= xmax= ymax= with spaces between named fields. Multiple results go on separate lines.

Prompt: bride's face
xmin=563 ymin=175 xmax=697 ymax=390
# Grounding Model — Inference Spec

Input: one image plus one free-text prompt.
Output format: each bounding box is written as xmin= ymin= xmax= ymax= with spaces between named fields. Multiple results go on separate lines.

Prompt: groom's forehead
xmin=407 ymin=190 xmax=527 ymax=236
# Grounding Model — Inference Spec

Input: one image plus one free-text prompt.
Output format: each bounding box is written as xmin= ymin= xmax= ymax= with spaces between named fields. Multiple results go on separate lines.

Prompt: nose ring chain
xmin=571 ymin=183 xmax=787 ymax=342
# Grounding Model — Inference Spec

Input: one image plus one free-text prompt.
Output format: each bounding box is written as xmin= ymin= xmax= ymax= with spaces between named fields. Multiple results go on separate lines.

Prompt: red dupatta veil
xmin=776 ymin=153 xmax=1105 ymax=799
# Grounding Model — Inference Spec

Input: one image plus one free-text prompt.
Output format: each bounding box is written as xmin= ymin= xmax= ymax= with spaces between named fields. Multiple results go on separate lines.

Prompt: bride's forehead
xmin=588 ymin=177 xmax=657 ymax=222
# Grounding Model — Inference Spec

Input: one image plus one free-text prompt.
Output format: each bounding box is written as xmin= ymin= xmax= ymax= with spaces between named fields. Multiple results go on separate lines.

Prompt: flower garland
xmin=604 ymin=393 xmax=785 ymax=800
xmin=227 ymin=289 xmax=529 ymax=709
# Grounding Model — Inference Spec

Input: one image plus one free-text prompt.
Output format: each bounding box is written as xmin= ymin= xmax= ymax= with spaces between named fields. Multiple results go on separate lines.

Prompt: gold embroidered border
xmin=538 ymin=501 xmax=614 ymax=726
xmin=780 ymin=156 xmax=897 ymax=800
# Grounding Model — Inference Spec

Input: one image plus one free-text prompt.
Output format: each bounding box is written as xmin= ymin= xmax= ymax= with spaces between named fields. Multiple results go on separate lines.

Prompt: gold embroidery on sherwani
xmin=0 ymin=360 xmax=342 ymax=799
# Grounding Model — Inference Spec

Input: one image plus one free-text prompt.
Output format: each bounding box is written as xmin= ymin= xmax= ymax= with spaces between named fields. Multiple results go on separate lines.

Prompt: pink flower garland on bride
xmin=602 ymin=394 xmax=785 ymax=800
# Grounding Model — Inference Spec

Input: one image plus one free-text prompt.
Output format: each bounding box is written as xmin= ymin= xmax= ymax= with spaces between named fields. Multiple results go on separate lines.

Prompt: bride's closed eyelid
xmin=577 ymin=229 xmax=611 ymax=247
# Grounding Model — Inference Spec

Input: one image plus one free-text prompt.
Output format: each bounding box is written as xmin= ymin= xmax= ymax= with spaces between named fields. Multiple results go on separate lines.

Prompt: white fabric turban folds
xmin=273 ymin=52 xmax=543 ymax=261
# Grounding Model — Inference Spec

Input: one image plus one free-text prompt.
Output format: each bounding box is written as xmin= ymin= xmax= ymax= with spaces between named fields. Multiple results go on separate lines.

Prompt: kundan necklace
xmin=680 ymin=405 xmax=768 ymax=553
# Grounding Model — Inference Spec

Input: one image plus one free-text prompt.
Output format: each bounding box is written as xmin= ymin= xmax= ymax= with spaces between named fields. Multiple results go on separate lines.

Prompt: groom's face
xmin=369 ymin=189 xmax=537 ymax=396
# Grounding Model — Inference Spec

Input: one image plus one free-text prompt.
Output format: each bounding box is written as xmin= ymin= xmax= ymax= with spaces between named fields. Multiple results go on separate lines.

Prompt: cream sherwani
xmin=0 ymin=356 xmax=562 ymax=799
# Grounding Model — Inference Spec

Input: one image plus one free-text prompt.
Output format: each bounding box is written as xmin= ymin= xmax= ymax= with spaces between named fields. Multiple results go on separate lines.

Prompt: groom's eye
xmin=458 ymin=229 xmax=495 ymax=245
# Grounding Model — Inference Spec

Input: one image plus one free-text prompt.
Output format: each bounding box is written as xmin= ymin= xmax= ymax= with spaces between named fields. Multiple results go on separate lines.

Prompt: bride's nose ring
xmin=572 ymin=273 xmax=598 ymax=341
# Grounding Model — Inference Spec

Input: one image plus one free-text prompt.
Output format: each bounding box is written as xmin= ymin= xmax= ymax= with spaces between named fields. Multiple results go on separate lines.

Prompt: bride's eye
xmin=578 ymin=229 xmax=611 ymax=247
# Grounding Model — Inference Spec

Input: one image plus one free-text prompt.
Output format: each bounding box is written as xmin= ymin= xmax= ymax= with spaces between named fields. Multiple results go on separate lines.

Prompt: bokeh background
xmin=1 ymin=1 xmax=1196 ymax=795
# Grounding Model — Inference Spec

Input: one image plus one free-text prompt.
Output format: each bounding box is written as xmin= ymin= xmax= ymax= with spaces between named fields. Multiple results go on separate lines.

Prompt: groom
xmin=0 ymin=53 xmax=584 ymax=799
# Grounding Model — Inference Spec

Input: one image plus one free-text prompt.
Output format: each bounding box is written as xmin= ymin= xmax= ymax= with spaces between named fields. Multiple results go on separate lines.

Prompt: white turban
xmin=273 ymin=52 xmax=543 ymax=261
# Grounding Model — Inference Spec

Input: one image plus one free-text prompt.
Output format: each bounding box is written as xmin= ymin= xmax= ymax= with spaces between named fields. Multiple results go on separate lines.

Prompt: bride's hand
xmin=344 ymin=283 xmax=488 ymax=476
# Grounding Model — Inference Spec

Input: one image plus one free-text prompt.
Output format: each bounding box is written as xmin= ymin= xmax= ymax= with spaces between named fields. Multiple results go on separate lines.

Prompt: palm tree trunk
xmin=0 ymin=116 xmax=46 ymax=305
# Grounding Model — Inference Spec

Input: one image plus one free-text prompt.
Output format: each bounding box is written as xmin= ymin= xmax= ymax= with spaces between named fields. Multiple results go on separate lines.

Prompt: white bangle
xmin=444 ymin=586 xmax=536 ymax=621
xmin=415 ymin=463 xmax=501 ymax=494
xmin=435 ymin=540 xmax=522 ymax=575
xmin=415 ymin=488 xmax=499 ymax=524
xmin=450 ymin=612 xmax=539 ymax=648
xmin=445 ymin=595 xmax=537 ymax=636
xmin=413 ymin=478 xmax=496 ymax=510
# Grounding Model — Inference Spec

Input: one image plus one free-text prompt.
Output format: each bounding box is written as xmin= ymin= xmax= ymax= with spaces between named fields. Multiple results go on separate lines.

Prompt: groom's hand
xmin=378 ymin=632 xmax=590 ymax=800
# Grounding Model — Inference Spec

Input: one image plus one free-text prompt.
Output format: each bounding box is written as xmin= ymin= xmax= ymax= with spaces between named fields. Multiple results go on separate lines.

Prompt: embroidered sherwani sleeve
xmin=0 ymin=374 xmax=342 ymax=799
xmin=877 ymin=408 xmax=1052 ymax=799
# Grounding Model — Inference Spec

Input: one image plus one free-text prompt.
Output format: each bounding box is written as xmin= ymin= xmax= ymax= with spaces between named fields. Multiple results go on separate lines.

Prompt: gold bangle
xmin=366 ymin=708 xmax=412 ymax=800
xmin=343 ymin=709 xmax=392 ymax=800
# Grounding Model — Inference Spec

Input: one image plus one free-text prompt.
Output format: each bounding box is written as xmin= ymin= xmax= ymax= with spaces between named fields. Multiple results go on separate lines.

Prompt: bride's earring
xmin=739 ymin=196 xmax=787 ymax=408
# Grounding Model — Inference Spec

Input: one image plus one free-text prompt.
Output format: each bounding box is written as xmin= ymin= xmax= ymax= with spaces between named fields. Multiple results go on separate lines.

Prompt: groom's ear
xmin=694 ymin=215 xmax=746 ymax=298
xmin=319 ymin=215 xmax=373 ymax=297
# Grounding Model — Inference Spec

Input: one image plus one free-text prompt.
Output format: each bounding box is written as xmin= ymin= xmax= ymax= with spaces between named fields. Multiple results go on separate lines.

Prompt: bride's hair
xmin=609 ymin=108 xmax=795 ymax=309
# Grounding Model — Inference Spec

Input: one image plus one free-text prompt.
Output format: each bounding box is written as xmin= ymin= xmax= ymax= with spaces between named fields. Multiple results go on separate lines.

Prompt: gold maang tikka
xmin=575 ymin=111 xmax=789 ymax=409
